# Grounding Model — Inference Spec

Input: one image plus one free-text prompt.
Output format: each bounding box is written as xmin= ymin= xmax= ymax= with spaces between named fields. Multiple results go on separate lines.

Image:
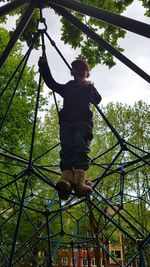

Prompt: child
xmin=38 ymin=56 xmax=102 ymax=200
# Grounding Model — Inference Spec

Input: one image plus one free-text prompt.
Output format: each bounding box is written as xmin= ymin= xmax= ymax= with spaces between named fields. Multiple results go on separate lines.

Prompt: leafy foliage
xmin=1 ymin=0 xmax=150 ymax=68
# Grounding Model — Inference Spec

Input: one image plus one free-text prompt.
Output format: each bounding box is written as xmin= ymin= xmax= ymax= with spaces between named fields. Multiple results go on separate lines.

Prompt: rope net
xmin=0 ymin=2 xmax=150 ymax=267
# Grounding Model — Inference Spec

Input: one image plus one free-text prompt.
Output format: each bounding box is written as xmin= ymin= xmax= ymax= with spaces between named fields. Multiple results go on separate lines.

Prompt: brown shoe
xmin=74 ymin=169 xmax=93 ymax=197
xmin=55 ymin=170 xmax=73 ymax=200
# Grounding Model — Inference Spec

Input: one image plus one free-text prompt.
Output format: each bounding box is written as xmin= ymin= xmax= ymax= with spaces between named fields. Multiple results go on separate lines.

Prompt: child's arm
xmin=88 ymin=85 xmax=102 ymax=105
xmin=38 ymin=56 xmax=65 ymax=97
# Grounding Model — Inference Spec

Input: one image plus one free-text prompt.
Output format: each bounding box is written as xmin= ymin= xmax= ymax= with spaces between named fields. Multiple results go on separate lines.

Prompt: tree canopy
xmin=1 ymin=0 xmax=150 ymax=68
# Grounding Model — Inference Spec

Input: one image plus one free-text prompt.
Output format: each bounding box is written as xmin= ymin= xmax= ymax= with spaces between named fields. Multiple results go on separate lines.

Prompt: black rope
xmin=39 ymin=9 xmax=60 ymax=116
xmin=0 ymin=30 xmax=41 ymax=130
xmin=70 ymin=240 xmax=76 ymax=267
xmin=119 ymin=163 xmax=125 ymax=209
xmin=28 ymin=71 xmax=42 ymax=168
xmin=8 ymin=177 xmax=29 ymax=267
xmin=44 ymin=31 xmax=72 ymax=72
xmin=45 ymin=211 xmax=53 ymax=266
xmin=0 ymin=32 xmax=37 ymax=98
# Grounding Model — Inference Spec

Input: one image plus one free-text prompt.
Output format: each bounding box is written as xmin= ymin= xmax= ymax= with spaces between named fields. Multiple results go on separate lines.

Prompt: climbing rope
xmin=0 ymin=3 xmax=149 ymax=267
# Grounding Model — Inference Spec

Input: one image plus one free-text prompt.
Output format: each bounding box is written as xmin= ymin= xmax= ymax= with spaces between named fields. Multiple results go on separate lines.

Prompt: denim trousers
xmin=59 ymin=122 xmax=93 ymax=171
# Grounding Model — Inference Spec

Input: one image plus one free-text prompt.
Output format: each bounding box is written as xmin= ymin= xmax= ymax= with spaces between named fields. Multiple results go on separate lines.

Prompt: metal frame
xmin=0 ymin=1 xmax=150 ymax=266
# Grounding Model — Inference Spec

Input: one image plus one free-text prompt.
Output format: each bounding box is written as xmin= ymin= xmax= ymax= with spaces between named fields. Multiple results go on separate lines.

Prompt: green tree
xmin=1 ymin=0 xmax=150 ymax=68
xmin=33 ymin=100 xmax=150 ymax=265
xmin=88 ymin=101 xmax=150 ymax=266
xmin=0 ymin=27 xmax=47 ymax=156
xmin=0 ymin=27 xmax=49 ymax=265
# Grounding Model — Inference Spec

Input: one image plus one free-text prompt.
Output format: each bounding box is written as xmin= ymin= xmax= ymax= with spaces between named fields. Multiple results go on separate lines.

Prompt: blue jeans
xmin=60 ymin=122 xmax=93 ymax=171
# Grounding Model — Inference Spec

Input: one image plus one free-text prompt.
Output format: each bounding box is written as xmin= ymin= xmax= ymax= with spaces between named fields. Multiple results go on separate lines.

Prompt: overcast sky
xmin=2 ymin=0 xmax=150 ymax=106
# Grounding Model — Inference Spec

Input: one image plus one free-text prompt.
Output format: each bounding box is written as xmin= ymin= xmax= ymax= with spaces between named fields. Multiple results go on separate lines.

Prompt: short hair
xmin=71 ymin=59 xmax=89 ymax=71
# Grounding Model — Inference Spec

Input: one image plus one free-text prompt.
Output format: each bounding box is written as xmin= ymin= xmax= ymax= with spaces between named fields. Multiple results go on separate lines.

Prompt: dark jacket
xmin=39 ymin=61 xmax=102 ymax=126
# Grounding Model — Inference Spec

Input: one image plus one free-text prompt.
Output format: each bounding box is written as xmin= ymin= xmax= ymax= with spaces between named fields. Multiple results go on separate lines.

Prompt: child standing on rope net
xmin=38 ymin=56 xmax=102 ymax=200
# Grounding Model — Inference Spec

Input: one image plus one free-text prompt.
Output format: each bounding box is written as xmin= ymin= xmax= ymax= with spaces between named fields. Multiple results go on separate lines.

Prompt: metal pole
xmin=0 ymin=0 xmax=29 ymax=17
xmin=48 ymin=0 xmax=150 ymax=39
xmin=51 ymin=5 xmax=150 ymax=84
xmin=0 ymin=2 xmax=35 ymax=69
